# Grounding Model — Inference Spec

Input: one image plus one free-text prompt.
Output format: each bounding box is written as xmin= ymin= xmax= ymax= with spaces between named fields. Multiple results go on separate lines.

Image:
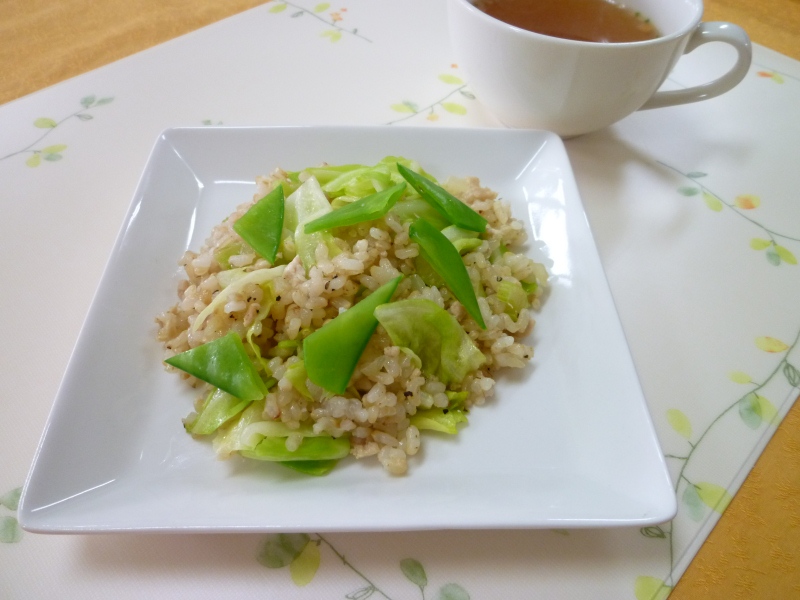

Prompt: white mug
xmin=447 ymin=0 xmax=752 ymax=137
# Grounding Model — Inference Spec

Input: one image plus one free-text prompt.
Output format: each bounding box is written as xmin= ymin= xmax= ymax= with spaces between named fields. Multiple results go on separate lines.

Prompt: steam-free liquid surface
xmin=473 ymin=0 xmax=660 ymax=43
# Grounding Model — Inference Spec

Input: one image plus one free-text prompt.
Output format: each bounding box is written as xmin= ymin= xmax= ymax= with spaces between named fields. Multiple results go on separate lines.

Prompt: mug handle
xmin=640 ymin=22 xmax=752 ymax=110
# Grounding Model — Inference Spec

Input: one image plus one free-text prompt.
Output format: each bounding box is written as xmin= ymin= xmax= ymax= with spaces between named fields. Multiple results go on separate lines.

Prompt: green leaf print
xmin=400 ymin=558 xmax=428 ymax=590
xmin=34 ymin=117 xmax=57 ymax=128
xmin=441 ymin=102 xmax=467 ymax=115
xmin=438 ymin=74 xmax=464 ymax=85
xmin=666 ymin=408 xmax=692 ymax=439
xmin=640 ymin=525 xmax=667 ymax=539
xmin=437 ymin=583 xmax=470 ymax=600
xmin=290 ymin=540 xmax=320 ymax=586
xmin=695 ymin=482 xmax=733 ymax=514
xmin=677 ymin=186 xmax=699 ymax=196
xmin=756 ymin=336 xmax=789 ymax=353
xmin=739 ymin=393 xmax=778 ymax=428
xmin=729 ymin=370 xmax=752 ymax=383
xmin=762 ymin=398 xmax=778 ymax=424
xmin=634 ymin=576 xmax=672 ymax=600
xmin=682 ymin=484 xmax=705 ymax=521
xmin=346 ymin=585 xmax=376 ymax=599
xmin=42 ymin=144 xmax=67 ymax=154
xmin=756 ymin=394 xmax=779 ymax=425
xmin=643 ymin=324 xmax=800 ymax=596
xmin=0 ymin=488 xmax=21 ymax=511
xmin=269 ymin=3 xmax=288 ymax=13
xmin=738 ymin=392 xmax=763 ymax=429
xmin=661 ymin=161 xmax=800 ymax=269
xmin=391 ymin=103 xmax=417 ymax=113
xmin=258 ymin=533 xmax=310 ymax=568
xmin=2 ymin=94 xmax=113 ymax=167
xmin=314 ymin=2 xmax=330 ymax=11
xmin=784 ymin=363 xmax=800 ymax=387
xmin=0 ymin=516 xmax=23 ymax=543
xmin=766 ymin=246 xmax=782 ymax=265
xmin=775 ymin=245 xmax=797 ymax=265
xmin=321 ymin=29 xmax=342 ymax=42
xmin=702 ymin=191 xmax=724 ymax=212
xmin=749 ymin=238 xmax=771 ymax=250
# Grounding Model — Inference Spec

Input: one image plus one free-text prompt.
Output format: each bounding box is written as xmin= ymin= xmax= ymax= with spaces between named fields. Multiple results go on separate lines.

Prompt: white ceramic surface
xmin=447 ymin=0 xmax=752 ymax=136
xmin=18 ymin=126 xmax=676 ymax=533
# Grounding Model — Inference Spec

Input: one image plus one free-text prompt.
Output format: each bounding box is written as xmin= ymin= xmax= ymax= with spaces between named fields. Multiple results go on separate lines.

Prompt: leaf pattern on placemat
xmin=266 ymin=1 xmax=371 ymax=42
xmin=660 ymin=162 xmax=800 ymax=267
xmin=1 ymin=96 xmax=114 ymax=168
xmin=0 ymin=487 xmax=23 ymax=544
xmin=258 ymin=533 xmax=470 ymax=598
xmin=388 ymin=67 xmax=476 ymax=125
xmin=634 ymin=576 xmax=672 ymax=600
xmin=639 ymin=326 xmax=800 ymax=592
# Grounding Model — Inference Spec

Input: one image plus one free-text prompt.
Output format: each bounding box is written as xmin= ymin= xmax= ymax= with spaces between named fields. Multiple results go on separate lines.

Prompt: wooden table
xmin=2 ymin=1 xmax=799 ymax=597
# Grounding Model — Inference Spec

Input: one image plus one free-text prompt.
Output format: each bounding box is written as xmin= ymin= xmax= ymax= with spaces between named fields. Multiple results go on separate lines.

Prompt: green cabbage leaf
xmin=374 ymin=298 xmax=485 ymax=385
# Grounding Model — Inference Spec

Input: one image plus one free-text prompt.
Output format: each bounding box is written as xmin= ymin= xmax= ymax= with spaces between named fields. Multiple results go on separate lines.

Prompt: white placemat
xmin=1 ymin=2 xmax=799 ymax=598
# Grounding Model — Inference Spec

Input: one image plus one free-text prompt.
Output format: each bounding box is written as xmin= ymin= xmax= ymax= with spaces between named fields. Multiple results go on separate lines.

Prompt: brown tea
xmin=473 ymin=0 xmax=660 ymax=43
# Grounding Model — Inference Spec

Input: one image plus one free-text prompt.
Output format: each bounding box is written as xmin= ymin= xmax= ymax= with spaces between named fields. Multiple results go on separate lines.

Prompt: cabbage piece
xmin=242 ymin=420 xmax=326 ymax=447
xmin=191 ymin=265 xmax=285 ymax=331
xmin=374 ymin=298 xmax=485 ymax=385
xmin=215 ymin=267 xmax=248 ymax=289
xmin=496 ymin=279 xmax=529 ymax=320
xmin=377 ymin=155 xmax=432 ymax=183
xmin=289 ymin=156 xmax=431 ymax=201
xmin=285 ymin=360 xmax=312 ymax=399
xmin=446 ymin=390 xmax=469 ymax=410
xmin=410 ymin=408 xmax=468 ymax=434
xmin=441 ymin=225 xmax=482 ymax=254
xmin=214 ymin=242 xmax=249 ymax=269
xmin=322 ymin=166 xmax=393 ymax=199
xmin=185 ymin=388 xmax=254 ymax=436
xmin=280 ymin=460 xmax=339 ymax=476
xmin=269 ymin=339 xmax=299 ymax=359
xmin=283 ymin=176 xmax=340 ymax=270
xmin=244 ymin=282 xmax=276 ymax=374
xmin=212 ymin=400 xmax=266 ymax=458
xmin=296 ymin=164 xmax=364 ymax=186
xmin=241 ymin=436 xmax=351 ymax=462
xmin=239 ymin=420 xmax=344 ymax=475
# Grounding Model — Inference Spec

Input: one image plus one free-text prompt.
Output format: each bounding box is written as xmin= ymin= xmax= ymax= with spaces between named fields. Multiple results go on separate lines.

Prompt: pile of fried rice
xmin=156 ymin=166 xmax=548 ymax=474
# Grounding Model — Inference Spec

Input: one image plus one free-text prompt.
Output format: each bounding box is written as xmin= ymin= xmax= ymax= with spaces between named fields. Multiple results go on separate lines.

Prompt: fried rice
xmin=155 ymin=162 xmax=548 ymax=475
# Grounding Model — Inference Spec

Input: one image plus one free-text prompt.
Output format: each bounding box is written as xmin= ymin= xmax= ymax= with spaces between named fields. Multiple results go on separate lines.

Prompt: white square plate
xmin=19 ymin=126 xmax=676 ymax=533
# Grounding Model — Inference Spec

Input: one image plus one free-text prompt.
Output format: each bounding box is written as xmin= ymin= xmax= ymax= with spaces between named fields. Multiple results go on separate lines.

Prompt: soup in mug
xmin=473 ymin=0 xmax=660 ymax=43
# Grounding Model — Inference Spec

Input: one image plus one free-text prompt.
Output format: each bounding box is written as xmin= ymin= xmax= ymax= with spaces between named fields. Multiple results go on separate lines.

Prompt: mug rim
xmin=451 ymin=0 xmax=704 ymax=48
